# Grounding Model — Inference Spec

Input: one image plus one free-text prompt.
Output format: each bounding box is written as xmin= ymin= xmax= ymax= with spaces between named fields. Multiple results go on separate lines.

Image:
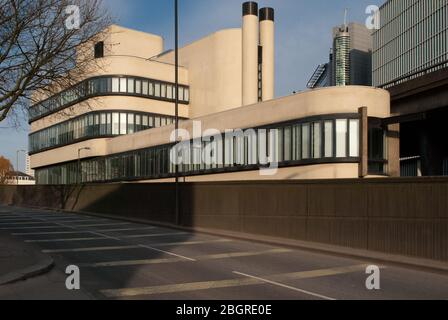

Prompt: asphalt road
xmin=0 ymin=205 xmax=447 ymax=300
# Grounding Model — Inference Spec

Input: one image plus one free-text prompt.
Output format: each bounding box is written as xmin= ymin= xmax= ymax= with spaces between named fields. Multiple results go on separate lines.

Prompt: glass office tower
xmin=373 ymin=0 xmax=448 ymax=88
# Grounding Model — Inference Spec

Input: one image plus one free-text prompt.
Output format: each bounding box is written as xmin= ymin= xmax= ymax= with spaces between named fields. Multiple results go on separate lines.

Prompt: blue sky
xmin=0 ymin=0 xmax=385 ymax=170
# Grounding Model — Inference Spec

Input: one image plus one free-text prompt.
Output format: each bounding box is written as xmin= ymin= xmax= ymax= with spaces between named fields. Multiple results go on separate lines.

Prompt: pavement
xmin=0 ymin=205 xmax=447 ymax=300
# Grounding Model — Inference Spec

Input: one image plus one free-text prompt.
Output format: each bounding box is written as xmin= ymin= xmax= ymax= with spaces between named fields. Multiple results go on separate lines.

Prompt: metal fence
xmin=400 ymin=156 xmax=421 ymax=177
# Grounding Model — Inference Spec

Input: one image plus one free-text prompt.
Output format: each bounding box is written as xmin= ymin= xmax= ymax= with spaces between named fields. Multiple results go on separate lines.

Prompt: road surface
xmin=0 ymin=205 xmax=447 ymax=300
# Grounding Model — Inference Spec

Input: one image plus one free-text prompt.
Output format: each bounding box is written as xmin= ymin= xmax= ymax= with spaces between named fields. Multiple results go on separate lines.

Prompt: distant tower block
xmin=259 ymin=7 xmax=275 ymax=101
xmin=242 ymin=2 xmax=259 ymax=106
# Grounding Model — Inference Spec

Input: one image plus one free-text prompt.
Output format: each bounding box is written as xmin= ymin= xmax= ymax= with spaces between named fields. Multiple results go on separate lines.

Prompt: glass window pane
xmin=161 ymin=84 xmax=166 ymax=98
xmin=120 ymin=113 xmax=127 ymax=134
xmin=112 ymin=113 xmax=119 ymax=135
xmin=128 ymin=113 xmax=134 ymax=134
xmin=127 ymin=78 xmax=135 ymax=93
xmin=336 ymin=119 xmax=348 ymax=158
xmin=154 ymin=83 xmax=161 ymax=97
xmin=135 ymin=80 xmax=141 ymax=94
xmin=349 ymin=119 xmax=360 ymax=157
xmin=112 ymin=78 xmax=119 ymax=92
xmin=324 ymin=121 xmax=334 ymax=158
xmin=312 ymin=122 xmax=322 ymax=159
xmin=120 ymin=78 xmax=127 ymax=93
xmin=302 ymin=124 xmax=310 ymax=159
xmin=142 ymin=81 xmax=148 ymax=95
xmin=142 ymin=115 xmax=149 ymax=128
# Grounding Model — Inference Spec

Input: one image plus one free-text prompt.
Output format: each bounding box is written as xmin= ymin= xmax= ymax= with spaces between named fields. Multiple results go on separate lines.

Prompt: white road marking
xmin=95 ymin=227 xmax=157 ymax=233
xmin=0 ymin=226 xmax=71 ymax=230
xmin=25 ymin=237 xmax=107 ymax=243
xmin=233 ymin=271 xmax=336 ymax=300
xmin=80 ymin=249 xmax=291 ymax=268
xmin=40 ymin=239 xmax=233 ymax=254
xmin=70 ymin=223 xmax=131 ymax=228
xmin=138 ymin=244 xmax=196 ymax=261
xmin=100 ymin=264 xmax=368 ymax=298
xmin=42 ymin=245 xmax=142 ymax=253
xmin=122 ymin=232 xmax=189 ymax=239
xmin=12 ymin=231 xmax=93 ymax=236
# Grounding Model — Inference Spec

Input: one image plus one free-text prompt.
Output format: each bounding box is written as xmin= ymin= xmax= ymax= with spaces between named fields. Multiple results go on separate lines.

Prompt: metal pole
xmin=16 ymin=150 xmax=25 ymax=185
xmin=174 ymin=0 xmax=180 ymax=225
xmin=78 ymin=149 xmax=81 ymax=185
xmin=16 ymin=150 xmax=19 ymax=185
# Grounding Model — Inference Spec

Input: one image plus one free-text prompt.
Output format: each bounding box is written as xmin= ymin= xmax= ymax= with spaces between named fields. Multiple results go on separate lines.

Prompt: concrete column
xmin=387 ymin=123 xmax=401 ymax=177
xmin=359 ymin=107 xmax=368 ymax=178
xmin=259 ymin=7 xmax=275 ymax=101
xmin=242 ymin=2 xmax=259 ymax=106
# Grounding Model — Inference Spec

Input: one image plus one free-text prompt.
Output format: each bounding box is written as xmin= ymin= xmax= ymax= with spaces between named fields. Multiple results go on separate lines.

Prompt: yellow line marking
xmin=80 ymin=249 xmax=292 ymax=268
xmin=101 ymin=264 xmax=370 ymax=298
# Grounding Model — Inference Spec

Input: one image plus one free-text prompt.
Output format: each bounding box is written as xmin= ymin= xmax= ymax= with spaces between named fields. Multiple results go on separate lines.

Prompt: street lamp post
xmin=16 ymin=150 xmax=26 ymax=185
xmin=174 ymin=0 xmax=180 ymax=225
xmin=77 ymin=147 xmax=91 ymax=185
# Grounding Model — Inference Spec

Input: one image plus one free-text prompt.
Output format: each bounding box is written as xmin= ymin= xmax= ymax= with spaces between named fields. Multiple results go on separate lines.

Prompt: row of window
xmin=35 ymin=116 xmax=384 ymax=185
xmin=29 ymin=76 xmax=190 ymax=122
xmin=373 ymin=0 xmax=448 ymax=86
xmin=29 ymin=111 xmax=177 ymax=154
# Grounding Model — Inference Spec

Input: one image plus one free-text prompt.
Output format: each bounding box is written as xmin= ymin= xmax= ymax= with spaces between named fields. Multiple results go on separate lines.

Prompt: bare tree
xmin=0 ymin=156 xmax=13 ymax=184
xmin=0 ymin=0 xmax=112 ymax=124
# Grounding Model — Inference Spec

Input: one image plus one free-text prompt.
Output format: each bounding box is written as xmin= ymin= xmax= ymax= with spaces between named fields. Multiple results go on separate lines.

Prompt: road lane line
xmin=25 ymin=237 xmax=107 ymax=243
xmin=150 ymin=239 xmax=233 ymax=247
xmin=70 ymin=223 xmax=131 ymax=228
xmin=79 ymin=257 xmax=186 ymax=267
xmin=88 ymin=231 xmax=120 ymax=241
xmin=12 ymin=226 xmax=155 ymax=236
xmin=233 ymin=271 xmax=335 ymax=300
xmin=100 ymin=264 xmax=369 ymax=298
xmin=80 ymin=249 xmax=291 ymax=268
xmin=0 ymin=219 xmax=105 ymax=226
xmin=12 ymin=231 xmax=93 ymax=236
xmin=138 ymin=244 xmax=196 ymax=261
xmin=122 ymin=232 xmax=189 ymax=239
xmin=40 ymin=239 xmax=233 ymax=253
xmin=94 ymin=227 xmax=157 ymax=233
xmin=42 ymin=245 xmax=142 ymax=253
xmin=0 ymin=226 xmax=72 ymax=230
xmin=0 ymin=221 xmax=56 ymax=226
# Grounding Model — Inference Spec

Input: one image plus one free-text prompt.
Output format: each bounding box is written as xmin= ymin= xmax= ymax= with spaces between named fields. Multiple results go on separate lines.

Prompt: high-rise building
xmin=25 ymin=154 xmax=34 ymax=178
xmin=373 ymin=0 xmax=448 ymax=176
xmin=373 ymin=0 xmax=448 ymax=88
xmin=308 ymin=22 xmax=373 ymax=89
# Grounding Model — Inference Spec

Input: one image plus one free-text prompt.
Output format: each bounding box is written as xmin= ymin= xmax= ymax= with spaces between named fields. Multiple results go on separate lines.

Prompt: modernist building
xmin=29 ymin=2 xmax=398 ymax=185
xmin=308 ymin=22 xmax=373 ymax=89
xmin=373 ymin=0 xmax=448 ymax=176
